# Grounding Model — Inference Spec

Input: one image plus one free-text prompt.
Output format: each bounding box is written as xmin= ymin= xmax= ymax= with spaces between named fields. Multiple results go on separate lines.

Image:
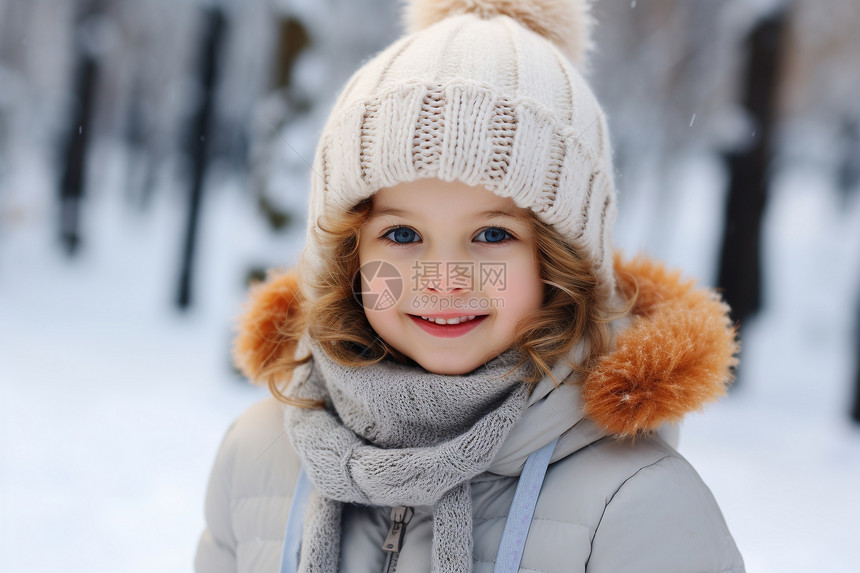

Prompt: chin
xmin=414 ymin=355 xmax=483 ymax=376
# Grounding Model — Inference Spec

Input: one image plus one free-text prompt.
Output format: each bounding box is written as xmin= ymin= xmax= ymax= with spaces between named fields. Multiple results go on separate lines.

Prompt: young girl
xmin=195 ymin=1 xmax=745 ymax=571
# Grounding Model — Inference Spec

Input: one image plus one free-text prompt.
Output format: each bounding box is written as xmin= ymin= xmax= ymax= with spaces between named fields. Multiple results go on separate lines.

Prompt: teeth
xmin=419 ymin=315 xmax=478 ymax=325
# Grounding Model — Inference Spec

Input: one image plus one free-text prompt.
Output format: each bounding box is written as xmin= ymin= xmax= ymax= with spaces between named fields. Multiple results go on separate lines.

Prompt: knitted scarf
xmin=283 ymin=334 xmax=535 ymax=572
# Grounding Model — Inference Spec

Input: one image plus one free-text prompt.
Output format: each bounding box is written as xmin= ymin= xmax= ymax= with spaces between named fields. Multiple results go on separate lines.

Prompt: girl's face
xmin=357 ymin=178 xmax=544 ymax=375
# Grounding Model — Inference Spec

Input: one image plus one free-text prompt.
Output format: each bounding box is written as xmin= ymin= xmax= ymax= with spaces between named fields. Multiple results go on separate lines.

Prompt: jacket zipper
xmin=381 ymin=505 xmax=414 ymax=573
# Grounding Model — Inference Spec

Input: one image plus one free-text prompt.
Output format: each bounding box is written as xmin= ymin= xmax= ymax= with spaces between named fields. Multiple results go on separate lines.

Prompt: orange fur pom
xmin=581 ymin=256 xmax=740 ymax=437
xmin=232 ymin=269 xmax=304 ymax=383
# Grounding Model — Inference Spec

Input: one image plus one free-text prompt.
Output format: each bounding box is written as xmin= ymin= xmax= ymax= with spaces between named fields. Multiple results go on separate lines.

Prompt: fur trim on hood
xmin=232 ymin=255 xmax=738 ymax=438
xmin=581 ymin=255 xmax=738 ymax=437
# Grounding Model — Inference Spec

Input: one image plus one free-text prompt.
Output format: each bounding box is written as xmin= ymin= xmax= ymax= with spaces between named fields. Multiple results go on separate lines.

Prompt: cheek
xmin=511 ymin=275 xmax=543 ymax=309
xmin=363 ymin=302 xmax=398 ymax=342
xmin=499 ymin=256 xmax=543 ymax=315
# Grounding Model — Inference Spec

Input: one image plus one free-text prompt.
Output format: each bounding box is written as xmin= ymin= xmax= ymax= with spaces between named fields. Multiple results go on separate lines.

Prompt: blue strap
xmin=280 ymin=438 xmax=558 ymax=573
xmin=493 ymin=436 xmax=559 ymax=573
xmin=280 ymin=467 xmax=312 ymax=573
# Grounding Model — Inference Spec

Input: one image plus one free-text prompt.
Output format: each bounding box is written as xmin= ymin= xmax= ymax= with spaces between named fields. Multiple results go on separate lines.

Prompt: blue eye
xmin=475 ymin=227 xmax=514 ymax=243
xmin=381 ymin=227 xmax=420 ymax=244
xmin=379 ymin=226 xmax=514 ymax=245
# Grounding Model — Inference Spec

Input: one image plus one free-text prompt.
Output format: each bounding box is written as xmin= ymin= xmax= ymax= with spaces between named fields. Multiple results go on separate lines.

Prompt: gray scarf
xmin=283 ymin=334 xmax=534 ymax=572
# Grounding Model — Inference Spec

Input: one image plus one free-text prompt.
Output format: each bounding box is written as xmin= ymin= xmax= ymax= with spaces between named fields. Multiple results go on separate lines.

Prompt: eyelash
xmin=379 ymin=226 xmax=516 ymax=247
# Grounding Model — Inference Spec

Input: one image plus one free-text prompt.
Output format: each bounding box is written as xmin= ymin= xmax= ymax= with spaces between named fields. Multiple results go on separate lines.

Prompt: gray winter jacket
xmin=194 ymin=257 xmax=745 ymax=572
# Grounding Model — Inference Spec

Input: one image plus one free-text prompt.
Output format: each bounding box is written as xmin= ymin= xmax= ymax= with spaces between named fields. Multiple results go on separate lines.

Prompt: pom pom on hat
xmin=401 ymin=0 xmax=595 ymax=65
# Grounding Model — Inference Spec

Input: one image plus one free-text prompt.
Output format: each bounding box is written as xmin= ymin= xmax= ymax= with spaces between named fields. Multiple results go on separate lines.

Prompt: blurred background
xmin=1 ymin=0 xmax=859 ymax=570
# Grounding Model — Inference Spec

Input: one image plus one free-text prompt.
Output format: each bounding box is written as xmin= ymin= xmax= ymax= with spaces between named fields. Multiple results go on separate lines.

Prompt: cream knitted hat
xmin=299 ymin=0 xmax=618 ymax=298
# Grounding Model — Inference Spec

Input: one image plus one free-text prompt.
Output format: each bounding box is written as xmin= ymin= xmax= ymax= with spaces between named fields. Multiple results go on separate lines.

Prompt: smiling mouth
xmin=407 ymin=314 xmax=489 ymax=338
xmin=409 ymin=314 xmax=487 ymax=325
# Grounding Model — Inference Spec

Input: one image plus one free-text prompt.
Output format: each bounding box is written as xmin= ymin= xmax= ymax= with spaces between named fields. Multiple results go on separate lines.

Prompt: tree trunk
xmin=837 ymin=117 xmax=860 ymax=202
xmin=176 ymin=5 xmax=227 ymax=310
xmin=717 ymin=10 xmax=788 ymax=336
xmin=59 ymin=6 xmax=102 ymax=256
xmin=852 ymin=309 xmax=860 ymax=424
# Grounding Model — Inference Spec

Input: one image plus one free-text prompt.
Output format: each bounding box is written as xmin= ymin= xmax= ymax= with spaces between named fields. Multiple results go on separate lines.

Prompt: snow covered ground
xmin=1 ymin=144 xmax=859 ymax=572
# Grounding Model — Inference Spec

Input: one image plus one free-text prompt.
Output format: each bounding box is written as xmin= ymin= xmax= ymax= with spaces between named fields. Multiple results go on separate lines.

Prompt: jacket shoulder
xmin=195 ymin=397 xmax=301 ymax=573
xmin=543 ymin=435 xmax=745 ymax=572
xmin=224 ymin=396 xmax=302 ymax=494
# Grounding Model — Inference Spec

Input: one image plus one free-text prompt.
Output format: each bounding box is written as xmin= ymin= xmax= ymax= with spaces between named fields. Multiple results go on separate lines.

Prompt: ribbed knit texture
xmin=299 ymin=10 xmax=619 ymax=301
xmin=284 ymin=334 xmax=533 ymax=572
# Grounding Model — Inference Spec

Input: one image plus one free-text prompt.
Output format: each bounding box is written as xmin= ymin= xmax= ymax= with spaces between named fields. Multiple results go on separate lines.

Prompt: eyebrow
xmin=369 ymin=207 xmax=521 ymax=220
